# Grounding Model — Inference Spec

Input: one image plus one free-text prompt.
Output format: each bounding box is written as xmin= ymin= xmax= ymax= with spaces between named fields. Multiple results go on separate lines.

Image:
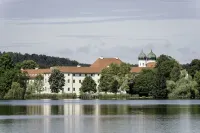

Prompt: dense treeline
xmin=0 ymin=51 xmax=90 ymax=68
xmin=81 ymin=54 xmax=200 ymax=99
xmin=1 ymin=51 xmax=200 ymax=100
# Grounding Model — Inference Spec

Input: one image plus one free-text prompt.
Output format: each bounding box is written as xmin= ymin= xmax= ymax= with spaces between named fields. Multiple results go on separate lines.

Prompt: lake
xmin=0 ymin=100 xmax=200 ymax=133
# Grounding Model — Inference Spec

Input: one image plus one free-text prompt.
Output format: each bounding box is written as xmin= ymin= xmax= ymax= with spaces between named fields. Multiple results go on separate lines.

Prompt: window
xmin=73 ymin=74 xmax=75 ymax=76
xmin=79 ymin=80 xmax=81 ymax=83
xmin=68 ymin=88 xmax=70 ymax=91
xmin=73 ymin=80 xmax=75 ymax=83
xmin=91 ymin=74 xmax=93 ymax=76
xmin=73 ymin=88 xmax=75 ymax=91
xmin=85 ymin=74 xmax=87 ymax=76
xmin=68 ymin=74 xmax=70 ymax=76
xmin=98 ymin=74 xmax=100 ymax=76
xmin=79 ymin=74 xmax=81 ymax=76
xmin=68 ymin=79 xmax=70 ymax=83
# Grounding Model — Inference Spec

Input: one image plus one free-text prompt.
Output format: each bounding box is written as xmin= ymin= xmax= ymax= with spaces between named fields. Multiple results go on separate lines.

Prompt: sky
xmin=0 ymin=0 xmax=200 ymax=64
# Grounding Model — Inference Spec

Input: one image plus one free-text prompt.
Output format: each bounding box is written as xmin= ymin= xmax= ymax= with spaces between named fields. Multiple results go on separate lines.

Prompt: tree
xmin=167 ymin=70 xmax=198 ymax=99
xmin=0 ymin=51 xmax=89 ymax=68
xmin=156 ymin=55 xmax=179 ymax=80
xmin=80 ymin=76 xmax=97 ymax=93
xmin=0 ymin=54 xmax=16 ymax=99
xmin=98 ymin=74 xmax=113 ymax=93
xmin=4 ymin=82 xmax=24 ymax=99
xmin=48 ymin=69 xmax=65 ymax=93
xmin=109 ymin=80 xmax=119 ymax=94
xmin=151 ymin=68 xmax=168 ymax=99
xmin=34 ymin=74 xmax=44 ymax=93
xmin=134 ymin=69 xmax=157 ymax=97
xmin=188 ymin=59 xmax=200 ymax=78
xmin=170 ymin=63 xmax=181 ymax=82
xmin=0 ymin=53 xmax=14 ymax=70
xmin=98 ymin=62 xmax=132 ymax=93
xmin=194 ymin=71 xmax=200 ymax=95
xmin=18 ymin=60 xmax=39 ymax=69
xmin=155 ymin=54 xmax=173 ymax=68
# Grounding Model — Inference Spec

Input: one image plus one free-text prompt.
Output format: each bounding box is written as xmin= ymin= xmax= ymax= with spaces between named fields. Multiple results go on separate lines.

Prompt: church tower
xmin=147 ymin=49 xmax=156 ymax=63
xmin=138 ymin=50 xmax=147 ymax=67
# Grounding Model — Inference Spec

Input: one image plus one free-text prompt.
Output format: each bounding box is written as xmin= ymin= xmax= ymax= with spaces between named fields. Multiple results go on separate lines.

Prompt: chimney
xmin=35 ymin=67 xmax=39 ymax=70
xmin=77 ymin=65 xmax=81 ymax=67
xmin=99 ymin=56 xmax=104 ymax=59
xmin=115 ymin=57 xmax=119 ymax=59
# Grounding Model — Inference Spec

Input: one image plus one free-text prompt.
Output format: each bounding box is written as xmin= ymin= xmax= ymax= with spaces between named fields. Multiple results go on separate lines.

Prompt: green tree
xmin=34 ymin=74 xmax=44 ymax=93
xmin=80 ymin=76 xmax=97 ymax=93
xmin=98 ymin=62 xmax=132 ymax=93
xmin=134 ymin=69 xmax=157 ymax=97
xmin=151 ymin=69 xmax=168 ymax=99
xmin=19 ymin=60 xmax=39 ymax=69
xmin=194 ymin=71 xmax=200 ymax=95
xmin=4 ymin=82 xmax=24 ymax=99
xmin=170 ymin=63 xmax=181 ymax=82
xmin=109 ymin=80 xmax=119 ymax=94
xmin=0 ymin=54 xmax=16 ymax=99
xmin=167 ymin=70 xmax=198 ymax=99
xmin=98 ymin=74 xmax=113 ymax=93
xmin=0 ymin=53 xmax=14 ymax=70
xmin=48 ymin=69 xmax=65 ymax=93
xmin=188 ymin=59 xmax=200 ymax=78
xmin=155 ymin=54 xmax=173 ymax=68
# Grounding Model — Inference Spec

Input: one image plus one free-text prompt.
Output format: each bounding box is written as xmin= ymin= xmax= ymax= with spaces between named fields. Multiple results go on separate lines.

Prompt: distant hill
xmin=0 ymin=51 xmax=90 ymax=68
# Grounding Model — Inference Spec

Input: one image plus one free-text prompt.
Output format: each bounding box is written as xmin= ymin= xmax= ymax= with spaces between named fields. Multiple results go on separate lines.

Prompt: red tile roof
xmin=22 ymin=57 xmax=156 ymax=77
xmin=90 ymin=57 xmax=122 ymax=68
xmin=147 ymin=62 xmax=156 ymax=68
xmin=131 ymin=67 xmax=154 ymax=73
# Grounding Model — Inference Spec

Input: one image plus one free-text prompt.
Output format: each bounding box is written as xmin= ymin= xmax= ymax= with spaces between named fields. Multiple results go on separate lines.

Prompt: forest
xmin=0 ymin=51 xmax=90 ymax=68
xmin=0 ymin=51 xmax=200 ymax=100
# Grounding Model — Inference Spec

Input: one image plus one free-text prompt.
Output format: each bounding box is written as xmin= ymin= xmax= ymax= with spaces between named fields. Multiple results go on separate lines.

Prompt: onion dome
xmin=138 ymin=50 xmax=147 ymax=60
xmin=147 ymin=50 xmax=156 ymax=60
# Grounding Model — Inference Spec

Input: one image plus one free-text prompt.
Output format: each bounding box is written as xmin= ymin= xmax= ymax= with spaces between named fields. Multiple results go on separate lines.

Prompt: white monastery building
xmin=23 ymin=50 xmax=156 ymax=95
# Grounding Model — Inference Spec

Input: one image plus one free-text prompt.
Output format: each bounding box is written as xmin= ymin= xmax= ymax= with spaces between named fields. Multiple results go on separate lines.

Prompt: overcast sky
xmin=0 ymin=0 xmax=200 ymax=64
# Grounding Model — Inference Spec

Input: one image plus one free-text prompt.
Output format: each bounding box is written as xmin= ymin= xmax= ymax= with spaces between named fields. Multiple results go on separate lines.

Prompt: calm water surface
xmin=0 ymin=100 xmax=200 ymax=133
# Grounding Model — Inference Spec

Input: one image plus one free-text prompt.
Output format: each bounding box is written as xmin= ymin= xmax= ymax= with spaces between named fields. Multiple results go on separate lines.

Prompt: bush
xmin=98 ymin=94 xmax=131 ymax=100
xmin=4 ymin=82 xmax=24 ymax=100
xmin=79 ymin=93 xmax=99 ymax=100
xmin=25 ymin=93 xmax=76 ymax=100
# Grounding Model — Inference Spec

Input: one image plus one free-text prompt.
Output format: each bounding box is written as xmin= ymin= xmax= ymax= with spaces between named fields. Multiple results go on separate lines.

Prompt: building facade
xmin=23 ymin=50 xmax=156 ymax=95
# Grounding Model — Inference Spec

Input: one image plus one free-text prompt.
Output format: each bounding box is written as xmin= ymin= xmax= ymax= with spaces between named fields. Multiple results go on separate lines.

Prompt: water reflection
xmin=0 ymin=100 xmax=200 ymax=133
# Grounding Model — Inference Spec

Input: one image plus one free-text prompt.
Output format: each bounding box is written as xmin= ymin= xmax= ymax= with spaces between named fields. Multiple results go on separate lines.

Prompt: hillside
xmin=0 ymin=51 xmax=90 ymax=68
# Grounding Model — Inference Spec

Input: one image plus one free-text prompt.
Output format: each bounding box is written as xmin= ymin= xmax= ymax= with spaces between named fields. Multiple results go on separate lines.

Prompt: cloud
xmin=111 ymin=9 xmax=142 ymax=13
xmin=57 ymin=34 xmax=115 ymax=39
xmin=0 ymin=44 xmax=31 ymax=48
xmin=1 ymin=0 xmax=198 ymax=19
xmin=57 ymin=48 xmax=74 ymax=56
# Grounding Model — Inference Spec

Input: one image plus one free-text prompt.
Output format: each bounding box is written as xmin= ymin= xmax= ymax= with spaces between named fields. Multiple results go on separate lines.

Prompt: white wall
xmin=138 ymin=60 xmax=146 ymax=67
xmin=147 ymin=60 xmax=156 ymax=64
xmin=40 ymin=73 xmax=100 ymax=95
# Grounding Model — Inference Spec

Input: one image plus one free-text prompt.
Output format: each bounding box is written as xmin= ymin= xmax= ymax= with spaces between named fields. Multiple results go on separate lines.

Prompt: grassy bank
xmin=79 ymin=94 xmax=153 ymax=100
xmin=25 ymin=93 xmax=77 ymax=100
xmin=24 ymin=93 xmax=153 ymax=100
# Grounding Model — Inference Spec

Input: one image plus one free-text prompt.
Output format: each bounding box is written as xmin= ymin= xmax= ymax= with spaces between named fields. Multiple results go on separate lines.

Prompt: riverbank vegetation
xmin=1 ymin=52 xmax=200 ymax=100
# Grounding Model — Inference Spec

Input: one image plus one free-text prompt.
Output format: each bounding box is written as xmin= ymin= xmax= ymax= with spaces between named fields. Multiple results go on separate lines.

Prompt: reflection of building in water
xmin=26 ymin=101 xmax=51 ymax=133
xmin=94 ymin=101 xmax=100 ymax=133
xmin=26 ymin=101 xmax=103 ymax=133
xmin=43 ymin=102 xmax=51 ymax=133
xmin=64 ymin=102 xmax=82 ymax=133
xmin=63 ymin=101 xmax=101 ymax=133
